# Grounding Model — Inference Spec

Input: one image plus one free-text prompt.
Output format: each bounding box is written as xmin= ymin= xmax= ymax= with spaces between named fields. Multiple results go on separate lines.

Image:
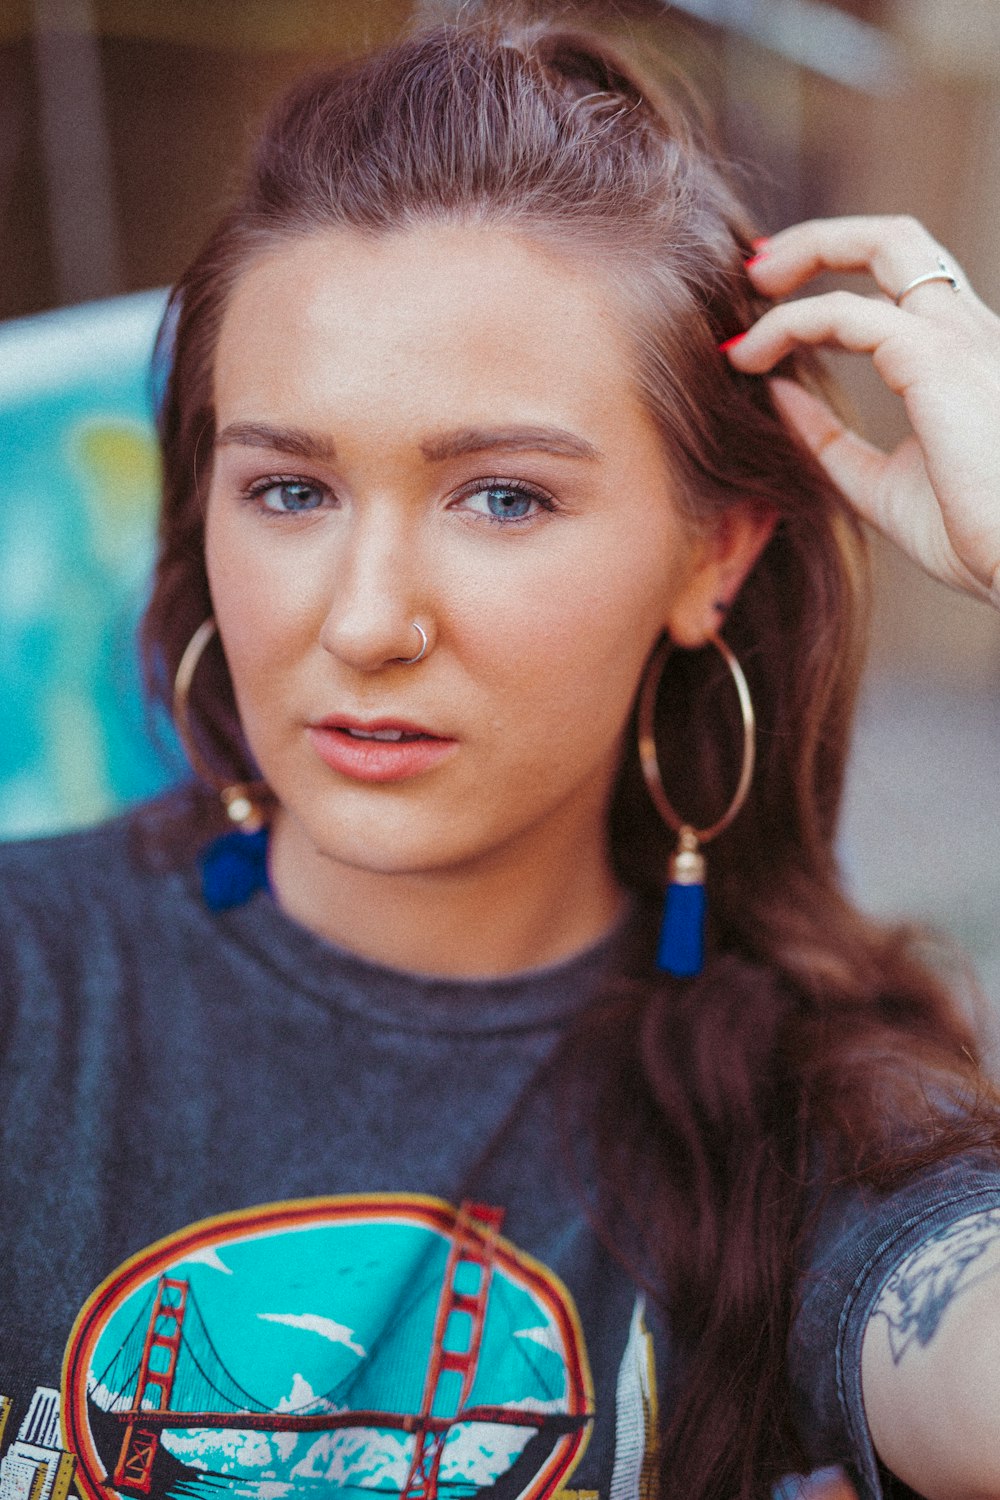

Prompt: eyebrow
xmin=214 ymin=420 xmax=601 ymax=464
xmin=420 ymin=425 xmax=601 ymax=463
xmin=215 ymin=422 xmax=337 ymax=462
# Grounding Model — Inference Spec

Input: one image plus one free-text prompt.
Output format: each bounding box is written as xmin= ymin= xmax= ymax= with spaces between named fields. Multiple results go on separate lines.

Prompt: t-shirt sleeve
xmin=787 ymin=1158 xmax=1000 ymax=1499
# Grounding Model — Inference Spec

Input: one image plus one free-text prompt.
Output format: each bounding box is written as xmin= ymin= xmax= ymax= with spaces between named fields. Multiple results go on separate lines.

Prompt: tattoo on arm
xmin=870 ymin=1208 xmax=1000 ymax=1365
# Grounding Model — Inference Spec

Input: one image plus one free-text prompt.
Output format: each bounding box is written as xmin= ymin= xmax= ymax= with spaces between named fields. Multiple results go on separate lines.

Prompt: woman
xmin=2 ymin=16 xmax=1000 ymax=1500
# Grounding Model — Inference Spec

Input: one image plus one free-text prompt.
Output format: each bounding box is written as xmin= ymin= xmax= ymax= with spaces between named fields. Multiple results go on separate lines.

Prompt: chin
xmin=286 ymin=806 xmax=478 ymax=878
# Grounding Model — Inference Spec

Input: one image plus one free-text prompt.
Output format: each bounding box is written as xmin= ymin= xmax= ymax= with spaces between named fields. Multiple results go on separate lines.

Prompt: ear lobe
xmin=665 ymin=505 xmax=777 ymax=649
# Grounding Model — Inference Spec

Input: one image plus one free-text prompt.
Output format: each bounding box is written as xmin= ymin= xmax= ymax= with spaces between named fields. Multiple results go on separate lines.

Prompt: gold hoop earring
xmin=636 ymin=631 xmax=755 ymax=977
xmin=173 ymin=617 xmax=268 ymax=834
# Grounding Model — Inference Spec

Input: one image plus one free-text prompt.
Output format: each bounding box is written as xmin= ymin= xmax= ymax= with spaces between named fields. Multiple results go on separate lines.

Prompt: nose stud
xmin=397 ymin=622 xmax=428 ymax=665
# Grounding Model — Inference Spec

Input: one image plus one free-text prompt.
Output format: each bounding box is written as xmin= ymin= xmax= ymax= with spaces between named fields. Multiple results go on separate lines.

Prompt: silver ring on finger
xmin=895 ymin=256 xmax=960 ymax=307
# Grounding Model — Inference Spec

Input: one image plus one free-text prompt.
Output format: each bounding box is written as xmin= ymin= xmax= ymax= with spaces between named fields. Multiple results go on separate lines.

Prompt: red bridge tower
xmin=401 ymin=1201 xmax=505 ymax=1500
xmin=112 ymin=1277 xmax=189 ymax=1495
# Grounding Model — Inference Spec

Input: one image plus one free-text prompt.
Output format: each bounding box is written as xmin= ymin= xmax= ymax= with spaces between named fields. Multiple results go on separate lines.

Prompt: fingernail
xmin=744 ymin=252 xmax=768 ymax=269
xmin=751 ymin=236 xmax=770 ymax=252
xmin=718 ymin=333 xmax=747 ymax=353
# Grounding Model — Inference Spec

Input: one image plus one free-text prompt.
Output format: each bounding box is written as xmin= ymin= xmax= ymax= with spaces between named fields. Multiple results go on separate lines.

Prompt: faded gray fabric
xmin=1 ymin=810 xmax=998 ymax=1500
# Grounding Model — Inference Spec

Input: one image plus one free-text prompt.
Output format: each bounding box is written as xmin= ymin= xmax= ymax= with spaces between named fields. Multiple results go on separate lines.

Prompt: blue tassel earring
xmin=173 ymin=617 xmax=272 ymax=911
xmin=636 ymin=629 xmax=755 ymax=978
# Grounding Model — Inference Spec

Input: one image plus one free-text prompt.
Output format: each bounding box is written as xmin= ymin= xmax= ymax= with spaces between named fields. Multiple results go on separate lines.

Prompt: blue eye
xmin=252 ymin=479 xmax=327 ymax=514
xmin=462 ymin=483 xmax=548 ymax=523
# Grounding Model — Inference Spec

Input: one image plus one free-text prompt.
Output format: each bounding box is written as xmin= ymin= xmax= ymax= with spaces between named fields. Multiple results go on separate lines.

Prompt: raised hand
xmin=725 ymin=215 xmax=1000 ymax=606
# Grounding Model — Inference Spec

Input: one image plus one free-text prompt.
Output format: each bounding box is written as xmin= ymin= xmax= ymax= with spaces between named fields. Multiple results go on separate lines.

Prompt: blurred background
xmin=2 ymin=0 xmax=1000 ymax=1047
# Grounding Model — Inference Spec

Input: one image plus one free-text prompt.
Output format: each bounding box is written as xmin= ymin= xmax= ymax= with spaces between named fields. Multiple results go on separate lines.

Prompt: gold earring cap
xmin=669 ymin=827 xmax=705 ymax=886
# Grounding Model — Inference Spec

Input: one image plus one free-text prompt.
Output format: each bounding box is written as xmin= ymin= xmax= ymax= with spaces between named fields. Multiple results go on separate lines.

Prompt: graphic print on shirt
xmin=610 ymin=1299 xmax=658 ymax=1500
xmin=61 ymin=1195 xmax=594 ymax=1500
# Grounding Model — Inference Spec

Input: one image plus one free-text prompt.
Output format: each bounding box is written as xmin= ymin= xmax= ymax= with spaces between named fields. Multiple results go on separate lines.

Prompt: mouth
xmin=306 ymin=717 xmax=458 ymax=783
xmin=312 ymin=716 xmax=448 ymax=742
xmin=339 ymin=726 xmax=430 ymax=743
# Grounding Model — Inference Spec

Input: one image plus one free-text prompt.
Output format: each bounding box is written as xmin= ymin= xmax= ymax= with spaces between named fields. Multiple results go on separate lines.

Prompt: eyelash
xmin=239 ymin=474 xmax=559 ymax=526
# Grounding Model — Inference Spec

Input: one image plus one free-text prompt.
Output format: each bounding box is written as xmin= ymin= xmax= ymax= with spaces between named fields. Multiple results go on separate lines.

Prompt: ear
xmin=664 ymin=504 xmax=778 ymax=648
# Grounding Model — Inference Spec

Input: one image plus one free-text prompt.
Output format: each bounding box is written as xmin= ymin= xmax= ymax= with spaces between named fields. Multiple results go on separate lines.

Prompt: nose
xmin=318 ymin=505 xmax=431 ymax=672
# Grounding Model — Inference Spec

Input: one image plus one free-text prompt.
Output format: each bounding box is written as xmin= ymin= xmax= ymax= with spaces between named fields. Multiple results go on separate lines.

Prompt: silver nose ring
xmin=398 ymin=622 xmax=428 ymax=664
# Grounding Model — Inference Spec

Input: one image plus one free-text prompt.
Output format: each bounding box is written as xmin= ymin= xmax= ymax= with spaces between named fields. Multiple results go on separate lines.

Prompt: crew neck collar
xmin=182 ymin=867 xmax=637 ymax=1036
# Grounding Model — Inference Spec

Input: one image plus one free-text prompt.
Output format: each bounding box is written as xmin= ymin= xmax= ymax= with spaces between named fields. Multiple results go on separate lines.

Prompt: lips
xmin=306 ymin=716 xmax=458 ymax=784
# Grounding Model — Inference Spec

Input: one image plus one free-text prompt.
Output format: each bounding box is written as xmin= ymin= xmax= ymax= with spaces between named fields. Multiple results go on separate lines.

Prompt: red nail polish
xmin=751 ymin=236 xmax=770 ymax=251
xmin=744 ymin=252 xmax=768 ymax=269
xmin=718 ymin=333 xmax=747 ymax=353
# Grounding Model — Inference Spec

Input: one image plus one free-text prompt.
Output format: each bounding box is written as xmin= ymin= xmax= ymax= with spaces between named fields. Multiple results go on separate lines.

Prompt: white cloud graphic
xmin=159 ymin=1375 xmax=319 ymax=1477
xmin=183 ymin=1246 xmax=233 ymax=1274
xmin=514 ymin=1323 xmax=562 ymax=1355
xmin=160 ymin=1424 xmax=263 ymax=1472
xmin=289 ymin=1420 xmax=535 ymax=1489
xmin=292 ymin=1428 xmax=411 ymax=1486
xmin=87 ymin=1375 xmax=131 ymax=1413
xmin=276 ymin=1373 xmax=318 ymax=1418
xmin=258 ymin=1312 xmax=366 ymax=1358
xmin=499 ymin=1395 xmax=567 ymax=1415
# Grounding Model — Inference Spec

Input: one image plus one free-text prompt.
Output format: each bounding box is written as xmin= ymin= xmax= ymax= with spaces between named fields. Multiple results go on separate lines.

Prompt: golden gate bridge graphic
xmin=88 ymin=1203 xmax=590 ymax=1500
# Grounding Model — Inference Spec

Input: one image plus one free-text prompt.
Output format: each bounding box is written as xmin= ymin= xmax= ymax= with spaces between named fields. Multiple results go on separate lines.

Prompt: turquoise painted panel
xmin=0 ymin=290 xmax=184 ymax=838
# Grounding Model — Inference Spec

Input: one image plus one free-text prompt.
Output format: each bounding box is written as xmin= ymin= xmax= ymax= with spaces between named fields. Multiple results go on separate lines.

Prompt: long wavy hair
xmin=142 ymin=17 xmax=1000 ymax=1498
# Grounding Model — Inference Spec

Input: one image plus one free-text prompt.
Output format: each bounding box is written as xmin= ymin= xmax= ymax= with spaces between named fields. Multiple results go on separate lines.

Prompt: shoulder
xmin=0 ymin=810 xmax=133 ymax=891
xmin=858 ymin=1196 xmax=1000 ymax=1498
xmin=789 ymin=1154 xmax=1000 ymax=1497
xmin=0 ymin=814 xmax=131 ymax=950
xmin=3 ymin=804 xmax=156 ymax=916
xmin=0 ymin=793 xmax=230 ymax=1097
xmin=0 ymin=790 xmax=213 ymax=971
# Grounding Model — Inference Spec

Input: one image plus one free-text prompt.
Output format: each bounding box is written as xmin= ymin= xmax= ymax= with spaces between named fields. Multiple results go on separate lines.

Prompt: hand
xmin=725 ymin=215 xmax=1000 ymax=607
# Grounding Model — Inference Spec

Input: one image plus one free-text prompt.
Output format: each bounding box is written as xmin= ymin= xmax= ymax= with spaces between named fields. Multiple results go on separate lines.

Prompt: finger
xmin=727 ymin=290 xmax=904 ymax=376
xmin=768 ymin=378 xmax=889 ymax=519
xmin=746 ymin=215 xmax=965 ymax=308
xmin=771 ymin=379 xmax=997 ymax=601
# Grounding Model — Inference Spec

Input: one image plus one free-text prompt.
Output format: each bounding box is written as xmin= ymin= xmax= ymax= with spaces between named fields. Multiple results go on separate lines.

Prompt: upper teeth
xmin=346 ymin=728 xmax=405 ymax=741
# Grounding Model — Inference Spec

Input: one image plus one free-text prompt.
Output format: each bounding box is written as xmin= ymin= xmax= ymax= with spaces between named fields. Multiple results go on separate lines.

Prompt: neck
xmin=266 ymin=806 xmax=627 ymax=980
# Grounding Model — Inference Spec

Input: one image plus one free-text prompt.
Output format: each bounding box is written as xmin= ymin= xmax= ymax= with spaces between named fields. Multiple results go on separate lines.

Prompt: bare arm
xmin=861 ymin=1209 xmax=1000 ymax=1499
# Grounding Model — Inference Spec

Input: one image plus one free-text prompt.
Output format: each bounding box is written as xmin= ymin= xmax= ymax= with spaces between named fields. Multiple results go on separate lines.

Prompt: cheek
xmin=449 ymin=534 xmax=681 ymax=764
xmin=203 ymin=508 xmax=322 ymax=738
xmin=206 ymin=507 xmax=319 ymax=646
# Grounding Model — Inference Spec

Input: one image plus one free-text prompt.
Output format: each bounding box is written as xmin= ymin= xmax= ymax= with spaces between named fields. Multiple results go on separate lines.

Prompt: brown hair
xmin=142 ymin=18 xmax=999 ymax=1498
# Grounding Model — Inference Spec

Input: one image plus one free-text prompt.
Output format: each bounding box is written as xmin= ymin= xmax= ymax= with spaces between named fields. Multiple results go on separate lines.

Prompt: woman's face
xmin=205 ymin=224 xmax=740 ymax=896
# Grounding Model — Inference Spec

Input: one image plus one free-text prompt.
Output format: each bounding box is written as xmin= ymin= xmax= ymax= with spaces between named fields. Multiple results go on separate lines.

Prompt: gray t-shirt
xmin=1 ymin=811 xmax=999 ymax=1500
